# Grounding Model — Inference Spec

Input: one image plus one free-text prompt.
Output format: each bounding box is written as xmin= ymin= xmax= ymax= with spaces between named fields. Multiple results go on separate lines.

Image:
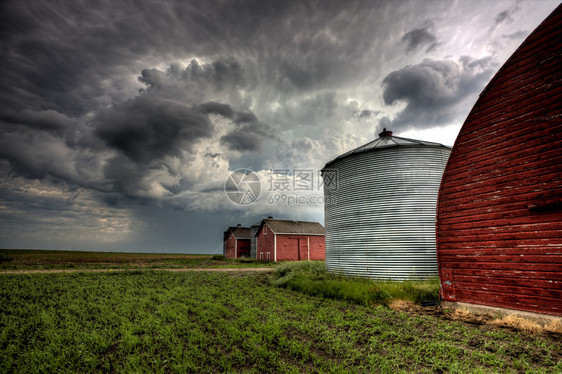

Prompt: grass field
xmin=1 ymin=250 xmax=561 ymax=373
xmin=0 ymin=249 xmax=271 ymax=270
xmin=272 ymin=261 xmax=440 ymax=306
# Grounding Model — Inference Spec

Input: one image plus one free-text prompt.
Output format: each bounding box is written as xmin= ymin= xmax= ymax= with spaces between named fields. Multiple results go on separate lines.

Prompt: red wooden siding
xmin=276 ymin=235 xmax=325 ymax=261
xmin=237 ymin=239 xmax=250 ymax=258
xmin=436 ymin=5 xmax=562 ymax=316
xmin=224 ymin=234 xmax=236 ymax=259
xmin=307 ymin=235 xmax=325 ymax=261
xmin=224 ymin=234 xmax=250 ymax=259
xmin=255 ymin=224 xmax=325 ymax=261
xmin=256 ymin=224 xmax=275 ymax=261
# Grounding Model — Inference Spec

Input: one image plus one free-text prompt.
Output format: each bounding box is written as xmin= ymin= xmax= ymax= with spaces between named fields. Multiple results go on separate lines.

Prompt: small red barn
xmin=436 ymin=5 xmax=562 ymax=316
xmin=255 ymin=218 xmax=325 ymax=261
xmin=223 ymin=225 xmax=251 ymax=259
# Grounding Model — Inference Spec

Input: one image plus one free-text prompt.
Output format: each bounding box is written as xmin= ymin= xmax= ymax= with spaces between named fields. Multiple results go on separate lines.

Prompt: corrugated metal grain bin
xmin=250 ymin=222 xmax=260 ymax=259
xmin=437 ymin=5 xmax=562 ymax=316
xmin=322 ymin=129 xmax=451 ymax=280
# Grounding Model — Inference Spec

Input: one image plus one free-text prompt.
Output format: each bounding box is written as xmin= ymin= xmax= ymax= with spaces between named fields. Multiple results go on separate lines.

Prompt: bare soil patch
xmin=390 ymin=299 xmax=562 ymax=337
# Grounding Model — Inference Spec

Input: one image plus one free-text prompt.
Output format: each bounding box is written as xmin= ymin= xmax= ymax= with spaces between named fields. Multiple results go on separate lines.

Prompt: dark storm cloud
xmin=0 ymin=0 xmax=404 ymax=149
xmin=0 ymin=40 xmax=273 ymax=201
xmin=1 ymin=0 xmax=558 ymax=252
xmin=0 ymin=1 xmax=253 ymax=116
xmin=0 ymin=110 xmax=75 ymax=135
xmin=91 ymin=61 xmax=275 ymax=197
xmin=94 ymin=97 xmax=215 ymax=164
xmin=378 ymin=57 xmax=496 ymax=131
xmin=220 ymin=122 xmax=275 ymax=152
xmin=0 ymin=1 xmax=137 ymax=115
xmin=402 ymin=21 xmax=439 ymax=53
xmin=198 ymin=102 xmax=236 ymax=119
xmin=139 ymin=59 xmax=246 ymax=98
xmin=98 ymin=58 xmax=274 ymax=158
xmin=234 ymin=111 xmax=258 ymax=124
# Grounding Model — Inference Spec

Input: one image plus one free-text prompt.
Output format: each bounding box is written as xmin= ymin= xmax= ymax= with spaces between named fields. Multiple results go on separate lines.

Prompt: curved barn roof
xmin=436 ymin=4 xmax=562 ymax=316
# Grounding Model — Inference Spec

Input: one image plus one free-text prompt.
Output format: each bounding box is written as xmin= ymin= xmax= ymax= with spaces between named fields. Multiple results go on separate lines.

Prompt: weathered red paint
xmin=275 ymin=235 xmax=325 ymax=261
xmin=223 ymin=227 xmax=251 ymax=259
xmin=224 ymin=234 xmax=236 ymax=258
xmin=436 ymin=5 xmax=562 ymax=316
xmin=224 ymin=234 xmax=250 ymax=259
xmin=255 ymin=223 xmax=275 ymax=261
xmin=255 ymin=223 xmax=325 ymax=261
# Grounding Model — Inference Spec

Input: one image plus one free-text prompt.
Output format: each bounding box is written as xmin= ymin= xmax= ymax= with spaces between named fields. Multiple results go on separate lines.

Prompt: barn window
xmin=266 ymin=252 xmax=271 ymax=261
xmin=259 ymin=252 xmax=263 ymax=260
xmin=264 ymin=225 xmax=267 ymax=235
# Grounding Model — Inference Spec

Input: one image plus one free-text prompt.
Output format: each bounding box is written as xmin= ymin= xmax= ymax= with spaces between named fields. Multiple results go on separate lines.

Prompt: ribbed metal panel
xmin=323 ymin=144 xmax=451 ymax=280
xmin=250 ymin=224 xmax=259 ymax=259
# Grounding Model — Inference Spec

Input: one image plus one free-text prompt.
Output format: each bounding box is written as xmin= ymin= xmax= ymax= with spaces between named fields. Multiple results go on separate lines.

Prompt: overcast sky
xmin=0 ymin=0 xmax=558 ymax=253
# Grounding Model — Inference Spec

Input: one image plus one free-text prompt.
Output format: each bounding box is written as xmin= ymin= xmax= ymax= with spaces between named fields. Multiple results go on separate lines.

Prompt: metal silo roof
xmin=323 ymin=129 xmax=450 ymax=169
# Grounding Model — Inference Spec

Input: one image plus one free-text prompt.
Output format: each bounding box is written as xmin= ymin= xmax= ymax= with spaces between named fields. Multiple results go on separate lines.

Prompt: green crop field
xmin=1 ymin=263 xmax=561 ymax=373
xmin=0 ymin=249 xmax=271 ymax=270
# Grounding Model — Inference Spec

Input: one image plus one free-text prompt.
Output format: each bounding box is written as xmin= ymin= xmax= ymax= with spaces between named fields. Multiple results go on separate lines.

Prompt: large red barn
xmin=255 ymin=218 xmax=325 ymax=261
xmin=436 ymin=5 xmax=562 ymax=316
xmin=223 ymin=225 xmax=251 ymax=259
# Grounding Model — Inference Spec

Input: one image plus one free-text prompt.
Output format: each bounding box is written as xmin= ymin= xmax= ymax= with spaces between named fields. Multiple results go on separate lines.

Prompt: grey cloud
xmin=198 ymin=102 xmax=236 ymax=119
xmin=0 ymin=47 xmax=270 ymax=202
xmin=0 ymin=128 xmax=110 ymax=193
xmin=359 ymin=110 xmax=372 ymax=118
xmin=0 ymin=5 xmax=140 ymax=115
xmin=501 ymin=30 xmax=529 ymax=40
xmin=379 ymin=57 xmax=495 ymax=131
xmin=140 ymin=59 xmax=246 ymax=98
xmin=205 ymin=152 xmax=224 ymax=168
xmin=234 ymin=111 xmax=258 ymax=124
xmin=459 ymin=56 xmax=493 ymax=71
xmin=276 ymin=138 xmax=316 ymax=167
xmin=90 ymin=58 xmax=273 ymax=198
xmin=200 ymin=59 xmax=246 ymax=89
xmin=94 ymin=96 xmax=215 ymax=164
xmin=494 ymin=7 xmax=520 ymax=26
xmin=1 ymin=0 xmax=557 ymax=252
xmin=101 ymin=153 xmax=150 ymax=197
xmin=495 ymin=10 xmax=513 ymax=24
xmin=205 ymin=153 xmax=223 ymax=159
xmin=272 ymin=92 xmax=341 ymax=133
xmin=0 ymin=109 xmax=92 ymax=150
xmin=0 ymin=1 xmax=253 ymax=117
xmin=220 ymin=121 xmax=275 ymax=152
xmin=491 ymin=2 xmax=521 ymax=31
xmin=0 ymin=109 xmax=75 ymax=135
xmin=402 ymin=21 xmax=439 ymax=53
xmin=358 ymin=109 xmax=379 ymax=119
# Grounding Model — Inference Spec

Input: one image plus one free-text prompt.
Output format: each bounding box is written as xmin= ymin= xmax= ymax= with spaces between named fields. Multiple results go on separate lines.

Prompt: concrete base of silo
xmin=441 ymin=301 xmax=561 ymax=327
